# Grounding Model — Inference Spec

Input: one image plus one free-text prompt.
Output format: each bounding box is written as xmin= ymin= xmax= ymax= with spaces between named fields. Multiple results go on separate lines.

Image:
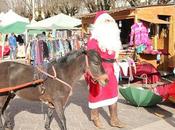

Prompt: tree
xmin=83 ymin=0 xmax=114 ymax=13
xmin=4 ymin=0 xmax=32 ymax=19
xmin=82 ymin=0 xmax=174 ymax=13
xmin=58 ymin=0 xmax=81 ymax=16
xmin=42 ymin=0 xmax=60 ymax=18
xmin=157 ymin=0 xmax=172 ymax=4
xmin=126 ymin=0 xmax=172 ymax=6
xmin=83 ymin=0 xmax=97 ymax=13
xmin=126 ymin=0 xmax=140 ymax=6
xmin=0 ymin=0 xmax=9 ymax=12
xmin=2 ymin=0 xmax=174 ymax=20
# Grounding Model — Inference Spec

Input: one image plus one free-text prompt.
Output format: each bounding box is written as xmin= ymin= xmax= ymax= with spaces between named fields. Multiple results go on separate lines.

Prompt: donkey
xmin=0 ymin=49 xmax=108 ymax=130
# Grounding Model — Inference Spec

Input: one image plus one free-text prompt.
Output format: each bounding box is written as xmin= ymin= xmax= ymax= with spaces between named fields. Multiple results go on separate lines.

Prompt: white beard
xmin=91 ymin=22 xmax=122 ymax=54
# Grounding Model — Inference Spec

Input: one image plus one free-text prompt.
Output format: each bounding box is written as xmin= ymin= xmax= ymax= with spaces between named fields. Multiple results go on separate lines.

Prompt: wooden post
xmin=168 ymin=15 xmax=175 ymax=68
xmin=154 ymin=25 xmax=159 ymax=50
xmin=135 ymin=14 xmax=138 ymax=23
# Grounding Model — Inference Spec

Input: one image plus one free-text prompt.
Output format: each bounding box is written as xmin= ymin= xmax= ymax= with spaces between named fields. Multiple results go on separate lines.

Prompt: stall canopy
xmin=0 ymin=12 xmax=5 ymax=21
xmin=0 ymin=21 xmax=29 ymax=34
xmin=137 ymin=14 xmax=169 ymax=24
xmin=0 ymin=10 xmax=29 ymax=34
xmin=26 ymin=13 xmax=81 ymax=30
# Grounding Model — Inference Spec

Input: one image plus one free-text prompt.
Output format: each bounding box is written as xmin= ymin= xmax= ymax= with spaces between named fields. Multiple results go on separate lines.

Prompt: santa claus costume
xmin=85 ymin=11 xmax=125 ymax=128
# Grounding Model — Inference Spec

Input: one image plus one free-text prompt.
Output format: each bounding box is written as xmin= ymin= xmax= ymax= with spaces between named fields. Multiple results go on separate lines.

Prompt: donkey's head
xmin=85 ymin=49 xmax=109 ymax=86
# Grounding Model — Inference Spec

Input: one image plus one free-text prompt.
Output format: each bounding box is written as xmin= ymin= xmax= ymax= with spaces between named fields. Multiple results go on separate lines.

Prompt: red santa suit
xmin=84 ymin=11 xmax=122 ymax=109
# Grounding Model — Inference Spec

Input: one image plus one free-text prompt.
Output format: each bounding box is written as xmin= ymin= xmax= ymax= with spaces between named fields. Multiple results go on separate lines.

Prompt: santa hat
xmin=94 ymin=10 xmax=107 ymax=22
xmin=94 ymin=11 xmax=115 ymax=26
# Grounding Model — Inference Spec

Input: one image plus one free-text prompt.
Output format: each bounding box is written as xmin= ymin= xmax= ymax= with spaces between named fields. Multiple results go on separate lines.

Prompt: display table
xmin=119 ymin=50 xmax=134 ymax=60
xmin=137 ymin=49 xmax=169 ymax=70
xmin=138 ymin=53 xmax=158 ymax=68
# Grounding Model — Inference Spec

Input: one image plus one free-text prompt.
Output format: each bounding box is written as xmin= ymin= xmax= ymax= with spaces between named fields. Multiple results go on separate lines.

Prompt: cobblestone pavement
xmin=4 ymin=79 xmax=175 ymax=130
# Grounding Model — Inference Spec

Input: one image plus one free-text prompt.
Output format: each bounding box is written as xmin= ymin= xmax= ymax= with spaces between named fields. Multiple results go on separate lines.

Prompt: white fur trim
xmin=91 ymin=12 xmax=122 ymax=53
xmin=118 ymin=61 xmax=129 ymax=76
xmin=88 ymin=96 xmax=118 ymax=109
xmin=94 ymin=13 xmax=115 ymax=27
xmin=113 ymin=62 xmax=120 ymax=82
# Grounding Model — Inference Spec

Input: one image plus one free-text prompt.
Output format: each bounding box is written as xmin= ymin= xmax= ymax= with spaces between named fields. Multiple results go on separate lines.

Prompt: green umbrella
xmin=119 ymin=86 xmax=162 ymax=107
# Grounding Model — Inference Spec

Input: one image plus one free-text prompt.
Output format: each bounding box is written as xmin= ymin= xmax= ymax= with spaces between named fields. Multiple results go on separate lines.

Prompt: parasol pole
xmin=32 ymin=0 xmax=35 ymax=21
xmin=0 ymin=33 xmax=2 ymax=59
xmin=1 ymin=33 xmax=5 ymax=60
xmin=52 ymin=29 xmax=56 ymax=40
xmin=154 ymin=24 xmax=159 ymax=50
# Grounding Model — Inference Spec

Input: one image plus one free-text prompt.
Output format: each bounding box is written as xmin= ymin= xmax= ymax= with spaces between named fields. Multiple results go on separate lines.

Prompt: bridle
xmin=84 ymin=50 xmax=107 ymax=83
xmin=85 ymin=54 xmax=97 ymax=82
xmin=35 ymin=50 xmax=95 ymax=90
xmin=36 ymin=49 xmax=107 ymax=91
xmin=36 ymin=65 xmax=72 ymax=97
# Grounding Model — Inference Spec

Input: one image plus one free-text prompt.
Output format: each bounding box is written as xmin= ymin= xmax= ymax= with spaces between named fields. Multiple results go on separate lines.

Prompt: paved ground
xmin=4 ymin=78 xmax=175 ymax=130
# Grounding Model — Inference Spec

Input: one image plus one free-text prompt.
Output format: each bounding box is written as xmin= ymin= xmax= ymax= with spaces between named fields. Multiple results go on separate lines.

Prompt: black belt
xmin=102 ymin=58 xmax=116 ymax=63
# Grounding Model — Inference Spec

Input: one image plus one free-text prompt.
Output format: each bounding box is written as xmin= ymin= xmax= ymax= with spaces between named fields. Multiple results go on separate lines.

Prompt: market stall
xmin=81 ymin=5 xmax=175 ymax=105
xmin=26 ymin=13 xmax=81 ymax=31
xmin=81 ymin=4 xmax=175 ymax=72
xmin=25 ymin=13 xmax=82 ymax=63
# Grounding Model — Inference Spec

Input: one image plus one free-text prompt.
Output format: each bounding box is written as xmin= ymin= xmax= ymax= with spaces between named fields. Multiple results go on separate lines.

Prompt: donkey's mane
xmin=55 ymin=49 xmax=84 ymax=65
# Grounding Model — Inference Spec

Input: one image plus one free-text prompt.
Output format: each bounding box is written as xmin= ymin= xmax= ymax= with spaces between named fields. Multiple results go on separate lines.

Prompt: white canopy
xmin=0 ymin=12 xmax=5 ymax=21
xmin=0 ymin=10 xmax=29 ymax=27
xmin=26 ymin=13 xmax=81 ymax=30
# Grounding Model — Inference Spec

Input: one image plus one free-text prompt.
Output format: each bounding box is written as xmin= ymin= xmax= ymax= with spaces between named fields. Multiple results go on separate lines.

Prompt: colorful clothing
xmin=85 ymin=38 xmax=118 ymax=109
xmin=34 ymin=40 xmax=49 ymax=65
xmin=35 ymin=40 xmax=44 ymax=65
xmin=9 ymin=35 xmax=17 ymax=47
xmin=130 ymin=22 xmax=150 ymax=46
xmin=9 ymin=35 xmax=17 ymax=60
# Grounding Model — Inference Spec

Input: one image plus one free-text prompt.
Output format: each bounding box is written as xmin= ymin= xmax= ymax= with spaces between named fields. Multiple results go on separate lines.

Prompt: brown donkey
xmin=0 ymin=49 xmax=108 ymax=130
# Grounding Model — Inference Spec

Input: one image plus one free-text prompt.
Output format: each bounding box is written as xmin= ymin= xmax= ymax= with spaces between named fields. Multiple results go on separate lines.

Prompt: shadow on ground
xmin=145 ymin=102 xmax=175 ymax=127
xmin=6 ymin=97 xmax=62 ymax=129
xmin=67 ymin=79 xmax=111 ymax=123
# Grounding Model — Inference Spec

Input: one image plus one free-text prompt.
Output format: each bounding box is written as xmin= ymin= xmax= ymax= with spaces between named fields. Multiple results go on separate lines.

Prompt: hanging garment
xmin=35 ymin=40 xmax=44 ymax=65
xmin=58 ymin=39 xmax=65 ymax=57
xmin=130 ymin=22 xmax=150 ymax=47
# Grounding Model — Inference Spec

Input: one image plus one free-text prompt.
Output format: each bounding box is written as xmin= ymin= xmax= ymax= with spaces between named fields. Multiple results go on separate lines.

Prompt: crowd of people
xmin=2 ymin=33 xmax=25 ymax=60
